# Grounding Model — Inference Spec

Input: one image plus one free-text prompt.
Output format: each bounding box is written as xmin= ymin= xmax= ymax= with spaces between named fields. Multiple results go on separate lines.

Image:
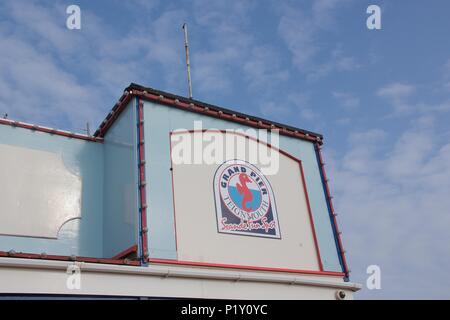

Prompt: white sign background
xmin=170 ymin=131 xmax=321 ymax=271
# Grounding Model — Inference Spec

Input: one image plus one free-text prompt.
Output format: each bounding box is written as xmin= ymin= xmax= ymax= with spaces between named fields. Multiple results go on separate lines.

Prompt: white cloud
xmin=377 ymin=82 xmax=450 ymax=118
xmin=193 ymin=47 xmax=243 ymax=93
xmin=0 ymin=1 xmax=190 ymax=129
xmin=287 ymin=92 xmax=318 ymax=121
xmin=0 ymin=34 xmax=104 ymax=128
xmin=277 ymin=1 xmax=358 ymax=79
xmin=187 ymin=0 xmax=290 ymax=97
xmin=307 ymin=45 xmax=360 ymax=81
xmin=278 ymin=9 xmax=317 ymax=70
xmin=327 ymin=121 xmax=450 ymax=299
xmin=441 ymin=59 xmax=450 ymax=91
xmin=0 ymin=0 xmax=291 ymax=130
xmin=385 ymin=130 xmax=434 ymax=179
xmin=444 ymin=81 xmax=450 ymax=92
xmin=336 ymin=117 xmax=351 ymax=126
xmin=333 ymin=91 xmax=360 ymax=110
xmin=243 ymin=46 xmax=290 ymax=91
xmin=258 ymin=91 xmax=317 ymax=124
xmin=6 ymin=1 xmax=76 ymax=53
xmin=137 ymin=9 xmax=187 ymax=90
xmin=188 ymin=0 xmax=255 ymax=95
xmin=312 ymin=0 xmax=348 ymax=28
xmin=444 ymin=59 xmax=450 ymax=73
xmin=299 ymin=108 xmax=317 ymax=121
xmin=377 ymin=82 xmax=415 ymax=115
xmin=341 ymin=129 xmax=387 ymax=173
xmin=259 ymin=101 xmax=291 ymax=119
xmin=120 ymin=0 xmax=160 ymax=11
xmin=378 ymin=82 xmax=415 ymax=100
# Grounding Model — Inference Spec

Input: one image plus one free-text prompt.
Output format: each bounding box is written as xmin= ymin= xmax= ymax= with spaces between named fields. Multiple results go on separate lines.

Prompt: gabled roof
xmin=94 ymin=83 xmax=324 ymax=144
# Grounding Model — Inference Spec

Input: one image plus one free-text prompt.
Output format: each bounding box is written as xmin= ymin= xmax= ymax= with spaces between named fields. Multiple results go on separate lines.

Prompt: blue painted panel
xmin=143 ymin=104 xmax=177 ymax=259
xmin=278 ymin=137 xmax=342 ymax=271
xmin=102 ymin=99 xmax=139 ymax=258
xmin=143 ymin=100 xmax=342 ymax=271
xmin=0 ymin=125 xmax=104 ymax=257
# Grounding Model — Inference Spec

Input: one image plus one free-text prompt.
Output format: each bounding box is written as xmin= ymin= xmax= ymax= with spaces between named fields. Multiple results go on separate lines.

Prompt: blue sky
xmin=1 ymin=0 xmax=450 ymax=299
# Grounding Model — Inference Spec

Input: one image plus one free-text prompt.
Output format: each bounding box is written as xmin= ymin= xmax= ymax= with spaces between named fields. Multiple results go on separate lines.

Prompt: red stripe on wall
xmin=149 ymin=258 xmax=345 ymax=277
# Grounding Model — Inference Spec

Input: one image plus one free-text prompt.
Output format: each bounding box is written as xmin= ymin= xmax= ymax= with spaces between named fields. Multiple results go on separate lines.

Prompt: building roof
xmin=0 ymin=117 xmax=102 ymax=142
xmin=0 ymin=83 xmax=323 ymax=144
xmin=94 ymin=83 xmax=324 ymax=144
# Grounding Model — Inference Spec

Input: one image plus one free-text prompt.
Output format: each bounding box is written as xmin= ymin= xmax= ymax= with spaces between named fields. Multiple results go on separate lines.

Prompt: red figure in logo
xmin=236 ymin=173 xmax=253 ymax=212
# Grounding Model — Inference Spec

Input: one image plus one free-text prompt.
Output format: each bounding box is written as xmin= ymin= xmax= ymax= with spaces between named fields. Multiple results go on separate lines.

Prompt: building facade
xmin=0 ymin=84 xmax=360 ymax=299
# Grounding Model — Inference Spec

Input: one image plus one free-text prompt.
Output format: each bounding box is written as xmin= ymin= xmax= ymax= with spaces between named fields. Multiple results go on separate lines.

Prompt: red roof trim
xmin=316 ymin=144 xmax=350 ymax=278
xmin=110 ymin=244 xmax=138 ymax=260
xmin=149 ymin=258 xmax=345 ymax=277
xmin=94 ymin=88 xmax=323 ymax=145
xmin=0 ymin=250 xmax=140 ymax=266
xmin=0 ymin=118 xmax=103 ymax=143
xmin=95 ymin=92 xmax=132 ymax=138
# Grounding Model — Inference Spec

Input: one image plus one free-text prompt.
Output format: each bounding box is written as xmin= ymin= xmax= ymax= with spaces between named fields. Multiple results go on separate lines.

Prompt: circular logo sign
xmin=214 ymin=160 xmax=281 ymax=239
xmin=214 ymin=160 xmax=281 ymax=238
xmin=218 ymin=163 xmax=270 ymax=222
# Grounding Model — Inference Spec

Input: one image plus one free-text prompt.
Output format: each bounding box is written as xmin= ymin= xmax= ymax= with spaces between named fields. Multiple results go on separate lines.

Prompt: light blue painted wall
xmin=0 ymin=124 xmax=104 ymax=257
xmin=143 ymin=102 xmax=177 ymax=259
xmin=102 ymin=99 xmax=139 ymax=258
xmin=0 ymin=98 xmax=342 ymax=271
xmin=278 ymin=137 xmax=341 ymax=271
xmin=143 ymin=100 xmax=342 ymax=272
xmin=0 ymin=100 xmax=139 ymax=259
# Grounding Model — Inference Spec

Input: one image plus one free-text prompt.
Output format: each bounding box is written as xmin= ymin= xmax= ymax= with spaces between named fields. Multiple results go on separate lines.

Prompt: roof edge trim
xmin=94 ymin=84 xmax=324 ymax=145
xmin=0 ymin=118 xmax=103 ymax=143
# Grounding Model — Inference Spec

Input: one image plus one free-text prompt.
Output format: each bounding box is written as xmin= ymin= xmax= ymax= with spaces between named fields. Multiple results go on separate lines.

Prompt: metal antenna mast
xmin=182 ymin=23 xmax=193 ymax=99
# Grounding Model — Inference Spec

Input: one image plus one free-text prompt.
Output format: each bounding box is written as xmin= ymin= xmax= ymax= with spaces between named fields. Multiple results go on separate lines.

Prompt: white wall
xmin=171 ymin=132 xmax=321 ymax=271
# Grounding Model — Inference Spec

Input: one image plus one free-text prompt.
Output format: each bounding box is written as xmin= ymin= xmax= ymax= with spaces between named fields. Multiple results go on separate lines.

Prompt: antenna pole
xmin=86 ymin=122 xmax=91 ymax=136
xmin=182 ymin=23 xmax=193 ymax=99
